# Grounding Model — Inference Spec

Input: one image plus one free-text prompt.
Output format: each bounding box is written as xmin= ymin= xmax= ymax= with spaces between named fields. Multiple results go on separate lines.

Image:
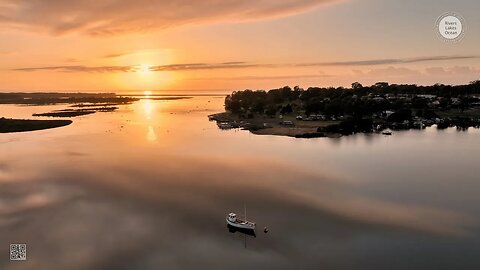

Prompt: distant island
xmin=0 ymin=118 xmax=72 ymax=133
xmin=209 ymin=81 xmax=480 ymax=138
xmin=33 ymin=107 xmax=118 ymax=117
xmin=0 ymin=92 xmax=196 ymax=133
xmin=0 ymin=92 xmax=135 ymax=133
xmin=0 ymin=92 xmax=138 ymax=105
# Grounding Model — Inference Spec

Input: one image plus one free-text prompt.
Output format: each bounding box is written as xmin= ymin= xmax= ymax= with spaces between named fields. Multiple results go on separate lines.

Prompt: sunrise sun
xmin=138 ymin=64 xmax=152 ymax=75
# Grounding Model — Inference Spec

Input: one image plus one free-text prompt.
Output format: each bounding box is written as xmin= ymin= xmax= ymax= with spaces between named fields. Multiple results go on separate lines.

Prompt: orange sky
xmin=0 ymin=0 xmax=479 ymax=92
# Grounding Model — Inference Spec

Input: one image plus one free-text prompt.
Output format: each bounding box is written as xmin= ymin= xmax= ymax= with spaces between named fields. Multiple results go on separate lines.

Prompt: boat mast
xmin=244 ymin=202 xmax=247 ymax=221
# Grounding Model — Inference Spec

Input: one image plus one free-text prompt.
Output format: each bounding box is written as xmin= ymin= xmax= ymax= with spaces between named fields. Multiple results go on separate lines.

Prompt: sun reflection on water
xmin=143 ymin=99 xmax=154 ymax=120
xmin=146 ymin=126 xmax=157 ymax=142
xmin=140 ymin=96 xmax=158 ymax=142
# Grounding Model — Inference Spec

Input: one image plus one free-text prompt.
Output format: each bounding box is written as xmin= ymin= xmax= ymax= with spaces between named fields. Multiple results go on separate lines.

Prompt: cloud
xmin=11 ymin=62 xmax=259 ymax=73
xmin=12 ymin=65 xmax=134 ymax=73
xmin=102 ymin=52 xmax=132 ymax=59
xmin=300 ymin=55 xmax=478 ymax=66
xmin=11 ymin=55 xmax=477 ymax=74
xmin=64 ymin=58 xmax=80 ymax=63
xmin=363 ymin=66 xmax=421 ymax=77
xmin=102 ymin=49 xmax=170 ymax=59
xmin=0 ymin=0 xmax=338 ymax=36
xmin=351 ymin=67 xmax=420 ymax=77
xmin=424 ymin=67 xmax=449 ymax=76
xmin=425 ymin=66 xmax=480 ymax=76
xmin=150 ymin=62 xmax=258 ymax=71
xmin=188 ymin=74 xmax=333 ymax=81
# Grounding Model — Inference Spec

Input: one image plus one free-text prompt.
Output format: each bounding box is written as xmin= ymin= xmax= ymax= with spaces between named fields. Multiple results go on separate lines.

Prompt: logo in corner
xmin=436 ymin=12 xmax=465 ymax=43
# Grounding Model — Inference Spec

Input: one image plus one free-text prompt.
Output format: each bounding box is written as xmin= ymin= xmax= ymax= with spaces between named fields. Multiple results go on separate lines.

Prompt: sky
xmin=0 ymin=0 xmax=479 ymax=92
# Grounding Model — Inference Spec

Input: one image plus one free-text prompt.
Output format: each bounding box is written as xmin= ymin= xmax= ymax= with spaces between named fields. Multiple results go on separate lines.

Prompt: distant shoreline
xmin=0 ymin=92 xmax=138 ymax=106
xmin=0 ymin=92 xmax=201 ymax=133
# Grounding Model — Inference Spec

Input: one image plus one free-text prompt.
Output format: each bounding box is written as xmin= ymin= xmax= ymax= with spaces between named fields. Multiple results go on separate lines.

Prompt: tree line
xmin=224 ymin=81 xmax=480 ymax=118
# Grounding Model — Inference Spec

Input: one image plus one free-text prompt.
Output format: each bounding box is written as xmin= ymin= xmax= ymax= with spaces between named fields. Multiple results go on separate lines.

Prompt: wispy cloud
xmin=102 ymin=49 xmax=169 ymax=59
xmin=425 ymin=66 xmax=480 ymax=76
xmin=64 ymin=58 xmax=80 ymax=63
xmin=11 ymin=62 xmax=259 ymax=73
xmin=351 ymin=65 xmax=480 ymax=79
xmin=188 ymin=74 xmax=333 ymax=81
xmin=354 ymin=66 xmax=421 ymax=77
xmin=12 ymin=65 xmax=134 ymax=73
xmin=0 ymin=0 xmax=338 ymax=36
xmin=150 ymin=62 xmax=258 ymax=71
xmin=299 ymin=55 xmax=478 ymax=66
xmin=11 ymin=55 xmax=476 ymax=74
xmin=102 ymin=52 xmax=131 ymax=59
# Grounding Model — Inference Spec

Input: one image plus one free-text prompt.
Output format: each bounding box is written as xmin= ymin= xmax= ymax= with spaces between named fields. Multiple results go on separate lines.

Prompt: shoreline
xmin=208 ymin=112 xmax=343 ymax=138
xmin=250 ymin=127 xmax=342 ymax=138
xmin=208 ymin=111 xmax=480 ymax=138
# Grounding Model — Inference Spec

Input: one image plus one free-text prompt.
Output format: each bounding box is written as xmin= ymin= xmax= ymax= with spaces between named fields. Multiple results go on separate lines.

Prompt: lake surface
xmin=1 ymin=96 xmax=479 ymax=270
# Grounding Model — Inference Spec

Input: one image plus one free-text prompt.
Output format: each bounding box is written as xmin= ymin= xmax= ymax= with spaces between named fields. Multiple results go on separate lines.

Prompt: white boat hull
xmin=226 ymin=217 xmax=256 ymax=230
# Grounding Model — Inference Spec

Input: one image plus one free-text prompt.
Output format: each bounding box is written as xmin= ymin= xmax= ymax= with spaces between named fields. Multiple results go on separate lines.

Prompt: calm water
xmin=1 ymin=97 xmax=479 ymax=270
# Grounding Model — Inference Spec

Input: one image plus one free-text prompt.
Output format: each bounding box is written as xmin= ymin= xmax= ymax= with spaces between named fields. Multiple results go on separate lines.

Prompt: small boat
xmin=226 ymin=205 xmax=255 ymax=230
xmin=218 ymin=122 xmax=233 ymax=129
xmin=226 ymin=213 xmax=256 ymax=230
xmin=382 ymin=130 xmax=392 ymax=135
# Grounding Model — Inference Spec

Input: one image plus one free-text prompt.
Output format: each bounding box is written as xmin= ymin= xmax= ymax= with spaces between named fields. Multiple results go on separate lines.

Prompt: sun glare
xmin=143 ymin=90 xmax=153 ymax=95
xmin=138 ymin=64 xmax=152 ymax=75
xmin=143 ymin=99 xmax=154 ymax=120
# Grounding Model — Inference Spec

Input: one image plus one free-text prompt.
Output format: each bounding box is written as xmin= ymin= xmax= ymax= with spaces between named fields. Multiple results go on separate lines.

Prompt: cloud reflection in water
xmin=0 ymin=152 xmax=476 ymax=270
xmin=0 ymin=97 xmax=479 ymax=270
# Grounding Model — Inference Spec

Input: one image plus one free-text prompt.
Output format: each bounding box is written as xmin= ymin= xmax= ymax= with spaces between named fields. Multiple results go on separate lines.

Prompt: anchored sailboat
xmin=226 ymin=205 xmax=256 ymax=230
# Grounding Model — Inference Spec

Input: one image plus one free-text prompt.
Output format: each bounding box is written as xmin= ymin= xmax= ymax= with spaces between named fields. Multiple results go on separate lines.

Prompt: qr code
xmin=10 ymin=244 xmax=26 ymax=261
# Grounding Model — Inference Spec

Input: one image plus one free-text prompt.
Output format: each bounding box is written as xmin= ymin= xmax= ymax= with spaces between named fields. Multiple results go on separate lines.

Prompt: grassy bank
xmin=0 ymin=118 xmax=72 ymax=133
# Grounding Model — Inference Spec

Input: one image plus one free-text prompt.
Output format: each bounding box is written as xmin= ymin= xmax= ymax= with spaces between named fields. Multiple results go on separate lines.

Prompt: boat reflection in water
xmin=227 ymin=224 xmax=257 ymax=249
xmin=227 ymin=224 xmax=257 ymax=238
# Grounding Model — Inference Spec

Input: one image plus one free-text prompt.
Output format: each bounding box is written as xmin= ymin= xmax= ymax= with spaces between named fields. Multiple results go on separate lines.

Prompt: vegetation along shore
xmin=210 ymin=81 xmax=480 ymax=138
xmin=33 ymin=107 xmax=118 ymax=117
